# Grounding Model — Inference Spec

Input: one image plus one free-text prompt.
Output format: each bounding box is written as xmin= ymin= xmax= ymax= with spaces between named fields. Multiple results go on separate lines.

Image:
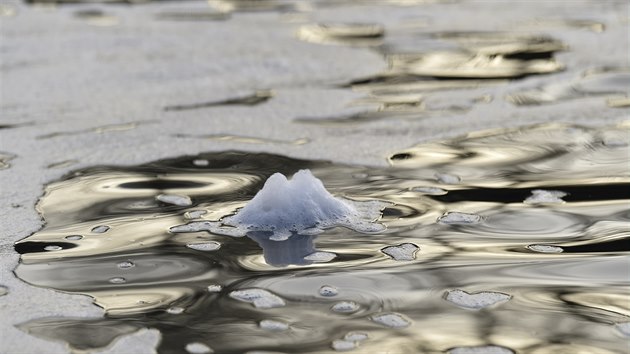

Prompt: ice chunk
xmin=381 ymin=243 xmax=419 ymax=261
xmin=185 ymin=342 xmax=213 ymax=354
xmin=527 ymin=244 xmax=563 ymax=253
xmin=223 ymin=170 xmax=386 ymax=239
xmin=370 ymin=313 xmax=411 ymax=328
xmin=524 ymin=189 xmax=567 ymax=204
xmin=186 ymin=241 xmax=221 ymax=251
xmin=435 ymin=172 xmax=461 ymax=184
xmin=344 ymin=332 xmax=368 ymax=341
xmin=157 ymin=193 xmax=193 ymax=207
xmin=438 ymin=212 xmax=483 ymax=225
xmin=319 ymin=285 xmax=339 ymax=297
xmin=331 ymin=340 xmax=357 ymax=351
xmin=259 ymin=319 xmax=289 ymax=331
xmin=304 ymin=251 xmax=337 ymax=263
xmin=229 ymin=288 xmax=286 ymax=309
xmin=331 ymin=301 xmax=360 ymax=313
xmin=444 ymin=289 xmax=512 ymax=310
xmin=207 ymin=284 xmax=222 ymax=292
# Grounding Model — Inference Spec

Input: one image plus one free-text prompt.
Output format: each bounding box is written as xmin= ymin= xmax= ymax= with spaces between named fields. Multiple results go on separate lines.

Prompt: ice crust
xmin=170 ymin=170 xmax=386 ymax=241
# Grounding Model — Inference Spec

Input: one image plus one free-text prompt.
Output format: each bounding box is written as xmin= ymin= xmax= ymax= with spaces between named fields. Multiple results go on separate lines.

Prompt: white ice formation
xmin=170 ymin=169 xmax=386 ymax=241
xmin=444 ymin=289 xmax=512 ymax=310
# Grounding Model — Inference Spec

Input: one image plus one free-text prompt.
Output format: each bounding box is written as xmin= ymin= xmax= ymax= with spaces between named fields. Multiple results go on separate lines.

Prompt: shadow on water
xmin=13 ymin=122 xmax=630 ymax=353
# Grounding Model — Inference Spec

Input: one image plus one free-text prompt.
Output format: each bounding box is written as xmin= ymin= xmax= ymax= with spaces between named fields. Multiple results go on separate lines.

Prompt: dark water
xmin=14 ymin=123 xmax=630 ymax=353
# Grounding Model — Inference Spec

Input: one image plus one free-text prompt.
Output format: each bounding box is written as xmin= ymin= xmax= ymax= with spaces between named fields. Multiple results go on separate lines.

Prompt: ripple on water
xmin=370 ymin=313 xmax=411 ymax=328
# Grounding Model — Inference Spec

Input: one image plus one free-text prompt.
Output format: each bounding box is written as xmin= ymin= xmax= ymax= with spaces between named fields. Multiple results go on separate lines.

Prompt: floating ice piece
xmin=117 ymin=261 xmax=135 ymax=269
xmin=192 ymin=159 xmax=210 ymax=167
xmin=331 ymin=339 xmax=357 ymax=351
xmin=222 ymin=170 xmax=386 ymax=239
xmin=448 ymin=345 xmax=514 ymax=354
xmin=370 ymin=313 xmax=411 ymax=328
xmin=435 ymin=172 xmax=461 ymax=184
xmin=229 ymin=288 xmax=286 ymax=309
xmin=438 ymin=212 xmax=483 ymax=225
xmin=207 ymin=284 xmax=222 ymax=292
xmin=167 ymin=306 xmax=185 ymax=314
xmin=304 ymin=251 xmax=337 ymax=263
xmin=157 ymin=193 xmax=193 ymax=207
xmin=524 ymin=189 xmax=567 ymax=204
xmin=319 ymin=285 xmax=339 ymax=297
xmin=91 ymin=225 xmax=110 ymax=233
xmin=44 ymin=245 xmax=62 ymax=251
xmin=186 ymin=241 xmax=221 ymax=251
xmin=185 ymin=342 xmax=213 ymax=354
xmin=344 ymin=332 xmax=368 ymax=341
xmin=616 ymin=322 xmax=630 ymax=336
xmin=444 ymin=289 xmax=512 ymax=310
xmin=412 ymin=186 xmax=448 ymax=195
xmin=527 ymin=244 xmax=563 ymax=253
xmin=65 ymin=235 xmax=83 ymax=241
xmin=331 ymin=301 xmax=360 ymax=313
xmin=259 ymin=319 xmax=289 ymax=331
xmin=381 ymin=243 xmax=419 ymax=261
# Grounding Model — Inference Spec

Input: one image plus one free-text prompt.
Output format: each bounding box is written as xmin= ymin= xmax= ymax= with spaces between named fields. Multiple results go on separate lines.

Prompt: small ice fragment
xmin=344 ymin=332 xmax=368 ymax=341
xmin=91 ymin=225 xmax=110 ymax=233
xmin=616 ymin=322 xmax=630 ymax=337
xmin=44 ymin=245 xmax=62 ymax=251
xmin=185 ymin=210 xmax=208 ymax=219
xmin=412 ymin=186 xmax=447 ymax=195
xmin=269 ymin=229 xmax=292 ymax=241
xmin=64 ymin=235 xmax=83 ymax=241
xmin=117 ymin=261 xmax=135 ymax=269
xmin=435 ymin=172 xmax=461 ymax=184
xmin=167 ymin=306 xmax=185 ymax=314
xmin=185 ymin=342 xmax=213 ymax=354
xmin=229 ymin=288 xmax=286 ymax=309
xmin=381 ymin=243 xmax=419 ymax=261
xmin=186 ymin=241 xmax=221 ymax=251
xmin=304 ymin=251 xmax=337 ymax=263
xmin=207 ymin=284 xmax=223 ymax=292
xmin=524 ymin=189 xmax=567 ymax=204
xmin=0 ymin=286 xmax=8 ymax=296
xmin=157 ymin=194 xmax=193 ymax=207
xmin=319 ymin=285 xmax=339 ymax=297
xmin=108 ymin=277 xmax=126 ymax=284
xmin=448 ymin=345 xmax=514 ymax=354
xmin=170 ymin=221 xmax=216 ymax=233
xmin=527 ymin=244 xmax=563 ymax=253
xmin=371 ymin=313 xmax=411 ymax=328
xmin=331 ymin=301 xmax=360 ymax=313
xmin=259 ymin=319 xmax=289 ymax=331
xmin=438 ymin=212 xmax=483 ymax=225
xmin=331 ymin=340 xmax=357 ymax=351
xmin=444 ymin=289 xmax=512 ymax=310
xmin=193 ymin=159 xmax=210 ymax=167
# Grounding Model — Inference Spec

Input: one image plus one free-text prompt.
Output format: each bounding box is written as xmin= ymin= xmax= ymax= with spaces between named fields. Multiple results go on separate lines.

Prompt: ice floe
xmin=444 ymin=289 xmax=512 ymax=310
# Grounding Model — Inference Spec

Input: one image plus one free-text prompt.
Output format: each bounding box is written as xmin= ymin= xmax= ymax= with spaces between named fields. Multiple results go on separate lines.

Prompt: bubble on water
xmin=117 ymin=261 xmax=135 ymax=269
xmin=444 ymin=289 xmax=512 ymax=310
xmin=229 ymin=289 xmax=286 ymax=309
xmin=331 ymin=301 xmax=360 ymax=313
xmin=616 ymin=322 xmax=630 ymax=337
xmin=91 ymin=225 xmax=110 ymax=233
xmin=108 ymin=277 xmax=126 ymax=284
xmin=319 ymin=285 xmax=338 ymax=297
xmin=185 ymin=342 xmax=213 ymax=354
xmin=381 ymin=243 xmax=419 ymax=261
xmin=185 ymin=210 xmax=208 ymax=219
xmin=331 ymin=339 xmax=357 ymax=351
xmin=524 ymin=189 xmax=567 ymax=204
xmin=0 ymin=286 xmax=8 ymax=296
xmin=438 ymin=212 xmax=483 ymax=225
xmin=304 ymin=251 xmax=337 ymax=263
xmin=344 ymin=332 xmax=368 ymax=341
xmin=207 ymin=284 xmax=223 ymax=292
xmin=186 ymin=242 xmax=221 ymax=251
xmin=167 ymin=306 xmax=185 ymax=314
xmin=435 ymin=173 xmax=461 ymax=184
xmin=259 ymin=319 xmax=289 ymax=331
xmin=44 ymin=245 xmax=62 ymax=251
xmin=157 ymin=194 xmax=193 ymax=207
xmin=371 ymin=313 xmax=411 ymax=328
xmin=412 ymin=186 xmax=447 ymax=195
xmin=527 ymin=244 xmax=564 ymax=253
xmin=64 ymin=235 xmax=83 ymax=241
xmin=192 ymin=159 xmax=210 ymax=167
xmin=448 ymin=345 xmax=515 ymax=354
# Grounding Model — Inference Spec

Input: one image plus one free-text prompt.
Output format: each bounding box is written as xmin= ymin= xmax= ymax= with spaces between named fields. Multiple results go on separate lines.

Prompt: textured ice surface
xmin=524 ymin=189 xmax=567 ymax=204
xmin=370 ymin=313 xmax=411 ymax=328
xmin=381 ymin=243 xmax=419 ymax=261
xmin=527 ymin=244 xmax=564 ymax=253
xmin=438 ymin=212 xmax=483 ymax=225
xmin=186 ymin=242 xmax=221 ymax=251
xmin=229 ymin=289 xmax=286 ymax=309
xmin=331 ymin=301 xmax=360 ymax=313
xmin=448 ymin=345 xmax=514 ymax=354
xmin=319 ymin=285 xmax=339 ymax=297
xmin=304 ymin=251 xmax=337 ymax=263
xmin=223 ymin=170 xmax=386 ymax=239
xmin=444 ymin=289 xmax=512 ymax=310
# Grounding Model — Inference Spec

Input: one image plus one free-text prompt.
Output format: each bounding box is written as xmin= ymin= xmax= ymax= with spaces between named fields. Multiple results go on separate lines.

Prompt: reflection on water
xmin=15 ymin=123 xmax=630 ymax=353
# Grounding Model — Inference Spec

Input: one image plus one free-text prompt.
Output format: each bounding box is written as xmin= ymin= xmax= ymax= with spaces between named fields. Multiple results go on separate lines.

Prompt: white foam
xmin=444 ymin=289 xmax=512 ymax=310
xmin=381 ymin=243 xmax=419 ymax=261
xmin=524 ymin=189 xmax=567 ymax=204
xmin=229 ymin=288 xmax=286 ymax=309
